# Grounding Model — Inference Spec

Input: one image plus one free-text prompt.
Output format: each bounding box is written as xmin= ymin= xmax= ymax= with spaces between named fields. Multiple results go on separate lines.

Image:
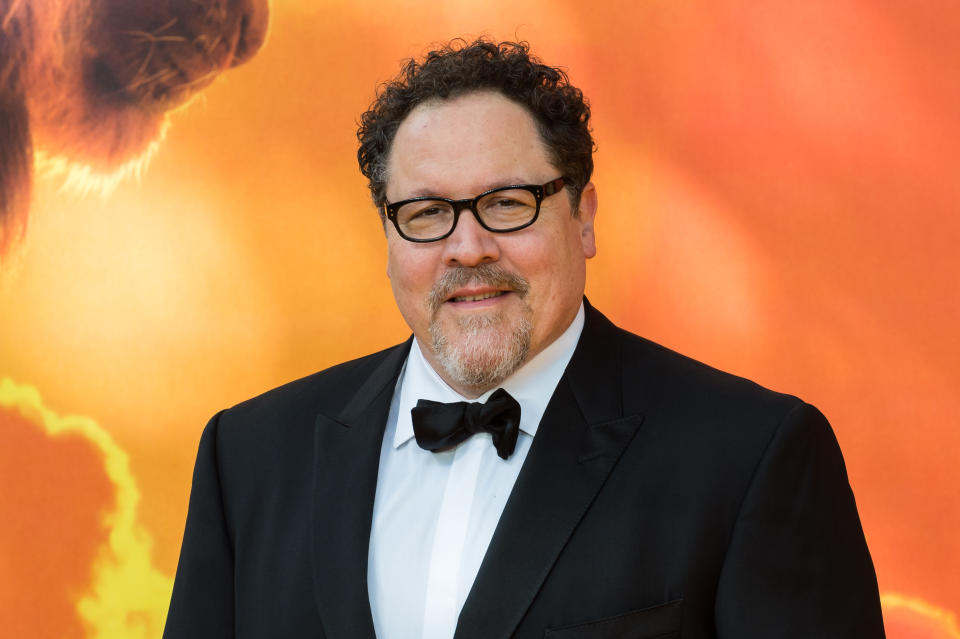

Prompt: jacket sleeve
xmin=163 ymin=411 xmax=236 ymax=638
xmin=714 ymin=402 xmax=885 ymax=638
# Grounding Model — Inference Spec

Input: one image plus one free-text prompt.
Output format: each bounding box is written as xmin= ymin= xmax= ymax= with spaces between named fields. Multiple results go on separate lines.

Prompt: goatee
xmin=428 ymin=264 xmax=532 ymax=394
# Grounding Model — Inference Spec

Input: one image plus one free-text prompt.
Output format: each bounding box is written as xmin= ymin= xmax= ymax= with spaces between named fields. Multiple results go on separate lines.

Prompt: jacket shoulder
xmin=594 ymin=311 xmax=817 ymax=452
xmin=617 ymin=325 xmax=799 ymax=409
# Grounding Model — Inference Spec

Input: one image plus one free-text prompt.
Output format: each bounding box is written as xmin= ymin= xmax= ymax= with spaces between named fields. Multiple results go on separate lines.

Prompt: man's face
xmin=384 ymin=91 xmax=597 ymax=397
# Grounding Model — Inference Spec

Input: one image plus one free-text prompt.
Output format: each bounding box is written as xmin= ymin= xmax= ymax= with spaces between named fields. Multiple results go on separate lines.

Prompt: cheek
xmin=386 ymin=247 xmax=434 ymax=304
xmin=519 ymin=233 xmax=587 ymax=312
xmin=520 ymin=230 xmax=580 ymax=280
xmin=510 ymin=242 xmax=563 ymax=301
xmin=385 ymin=239 xmax=409 ymax=285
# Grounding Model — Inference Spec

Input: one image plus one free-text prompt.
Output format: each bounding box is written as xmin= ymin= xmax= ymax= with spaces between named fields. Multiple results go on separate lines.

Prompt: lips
xmin=449 ymin=290 xmax=508 ymax=303
xmin=428 ymin=264 xmax=530 ymax=314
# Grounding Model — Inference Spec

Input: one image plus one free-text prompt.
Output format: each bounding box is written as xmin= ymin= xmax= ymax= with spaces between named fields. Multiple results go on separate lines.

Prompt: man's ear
xmin=577 ymin=182 xmax=598 ymax=259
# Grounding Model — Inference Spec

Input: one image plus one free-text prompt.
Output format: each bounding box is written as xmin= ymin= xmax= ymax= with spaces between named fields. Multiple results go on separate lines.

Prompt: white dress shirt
xmin=367 ymin=304 xmax=585 ymax=639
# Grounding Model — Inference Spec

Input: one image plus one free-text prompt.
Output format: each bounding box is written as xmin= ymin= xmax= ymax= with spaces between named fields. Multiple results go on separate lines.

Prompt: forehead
xmin=385 ymin=91 xmax=555 ymax=198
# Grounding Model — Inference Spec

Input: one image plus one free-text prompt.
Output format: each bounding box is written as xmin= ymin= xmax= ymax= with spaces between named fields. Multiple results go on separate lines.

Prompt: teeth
xmin=452 ymin=291 xmax=505 ymax=302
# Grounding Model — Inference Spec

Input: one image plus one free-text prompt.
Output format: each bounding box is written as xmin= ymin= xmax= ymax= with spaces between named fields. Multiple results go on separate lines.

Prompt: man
xmin=164 ymin=39 xmax=885 ymax=638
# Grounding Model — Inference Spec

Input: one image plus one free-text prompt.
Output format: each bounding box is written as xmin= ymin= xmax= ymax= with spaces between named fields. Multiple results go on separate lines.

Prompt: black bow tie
xmin=411 ymin=388 xmax=522 ymax=460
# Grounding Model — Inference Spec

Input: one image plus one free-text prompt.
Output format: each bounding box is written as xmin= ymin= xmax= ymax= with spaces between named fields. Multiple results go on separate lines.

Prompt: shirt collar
xmin=394 ymin=302 xmax=585 ymax=448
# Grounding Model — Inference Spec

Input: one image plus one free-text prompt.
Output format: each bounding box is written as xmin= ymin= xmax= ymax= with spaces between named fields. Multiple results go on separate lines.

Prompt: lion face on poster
xmin=0 ymin=0 xmax=269 ymax=255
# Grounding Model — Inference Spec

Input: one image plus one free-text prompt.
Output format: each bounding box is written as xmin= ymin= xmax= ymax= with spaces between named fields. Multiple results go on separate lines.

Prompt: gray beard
xmin=426 ymin=263 xmax=533 ymax=394
xmin=429 ymin=310 xmax=532 ymax=394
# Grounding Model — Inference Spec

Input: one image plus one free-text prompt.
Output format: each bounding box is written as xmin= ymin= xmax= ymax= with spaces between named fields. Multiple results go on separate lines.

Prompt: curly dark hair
xmin=357 ymin=38 xmax=594 ymax=212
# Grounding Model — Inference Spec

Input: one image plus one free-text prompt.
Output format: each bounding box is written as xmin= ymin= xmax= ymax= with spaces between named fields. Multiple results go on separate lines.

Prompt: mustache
xmin=428 ymin=264 xmax=530 ymax=314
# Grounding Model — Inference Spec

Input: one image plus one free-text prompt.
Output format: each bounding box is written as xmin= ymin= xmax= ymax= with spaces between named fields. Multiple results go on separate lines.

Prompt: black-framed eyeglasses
xmin=383 ymin=177 xmax=566 ymax=243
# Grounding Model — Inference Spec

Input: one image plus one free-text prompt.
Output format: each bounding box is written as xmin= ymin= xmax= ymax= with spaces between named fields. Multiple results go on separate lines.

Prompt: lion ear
xmin=0 ymin=70 xmax=32 ymax=259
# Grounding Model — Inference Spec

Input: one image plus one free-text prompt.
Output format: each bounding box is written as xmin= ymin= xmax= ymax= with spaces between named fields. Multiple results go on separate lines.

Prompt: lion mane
xmin=0 ymin=0 xmax=269 ymax=256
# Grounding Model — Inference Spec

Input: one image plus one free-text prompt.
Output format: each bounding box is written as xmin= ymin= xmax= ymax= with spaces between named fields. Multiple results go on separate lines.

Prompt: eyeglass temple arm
xmin=543 ymin=177 xmax=566 ymax=197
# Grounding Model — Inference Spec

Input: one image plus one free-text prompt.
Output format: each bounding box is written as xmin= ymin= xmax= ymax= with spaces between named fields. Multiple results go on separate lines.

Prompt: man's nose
xmin=441 ymin=208 xmax=501 ymax=267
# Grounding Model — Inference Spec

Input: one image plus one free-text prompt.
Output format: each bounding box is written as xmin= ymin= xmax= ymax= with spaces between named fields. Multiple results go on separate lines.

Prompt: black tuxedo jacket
xmin=164 ymin=303 xmax=884 ymax=638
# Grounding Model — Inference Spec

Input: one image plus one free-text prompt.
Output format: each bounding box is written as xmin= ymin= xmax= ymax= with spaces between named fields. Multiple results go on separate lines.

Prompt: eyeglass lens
xmin=396 ymin=187 xmax=539 ymax=240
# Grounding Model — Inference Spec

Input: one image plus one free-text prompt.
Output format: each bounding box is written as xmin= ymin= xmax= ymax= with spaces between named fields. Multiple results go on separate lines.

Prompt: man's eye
xmin=404 ymin=204 xmax=451 ymax=223
xmin=490 ymin=197 xmax=524 ymax=208
xmin=410 ymin=206 xmax=444 ymax=219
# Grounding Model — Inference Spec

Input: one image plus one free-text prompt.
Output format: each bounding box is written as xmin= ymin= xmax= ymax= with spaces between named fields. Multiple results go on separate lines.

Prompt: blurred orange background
xmin=1 ymin=0 xmax=958 ymax=637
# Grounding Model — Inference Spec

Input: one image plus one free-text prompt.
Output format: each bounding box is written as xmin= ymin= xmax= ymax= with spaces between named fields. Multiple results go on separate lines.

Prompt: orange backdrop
xmin=1 ymin=1 xmax=958 ymax=637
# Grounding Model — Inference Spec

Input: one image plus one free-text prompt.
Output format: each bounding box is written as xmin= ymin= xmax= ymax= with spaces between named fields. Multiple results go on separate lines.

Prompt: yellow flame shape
xmin=0 ymin=377 xmax=173 ymax=638
xmin=882 ymin=593 xmax=960 ymax=639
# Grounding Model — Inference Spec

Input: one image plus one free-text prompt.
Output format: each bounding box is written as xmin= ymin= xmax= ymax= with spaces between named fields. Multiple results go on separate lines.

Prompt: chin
xmin=429 ymin=312 xmax=532 ymax=393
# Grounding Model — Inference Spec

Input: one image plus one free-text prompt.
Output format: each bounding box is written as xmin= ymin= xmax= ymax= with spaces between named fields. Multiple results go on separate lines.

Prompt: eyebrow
xmin=404 ymin=177 xmax=532 ymax=200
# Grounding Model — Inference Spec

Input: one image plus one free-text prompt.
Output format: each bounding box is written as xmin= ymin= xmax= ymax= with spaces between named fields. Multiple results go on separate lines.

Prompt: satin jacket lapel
xmin=455 ymin=303 xmax=646 ymax=639
xmin=311 ymin=340 xmax=411 ymax=639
